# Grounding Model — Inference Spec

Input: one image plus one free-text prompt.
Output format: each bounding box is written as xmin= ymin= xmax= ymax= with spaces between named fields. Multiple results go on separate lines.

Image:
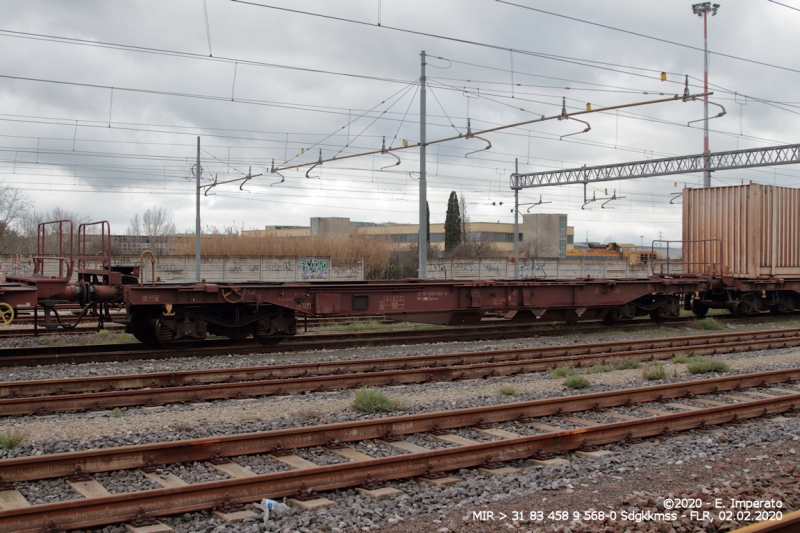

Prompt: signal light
xmin=586 ymin=103 xmax=591 ymax=111
xmin=661 ymin=72 xmax=667 ymax=82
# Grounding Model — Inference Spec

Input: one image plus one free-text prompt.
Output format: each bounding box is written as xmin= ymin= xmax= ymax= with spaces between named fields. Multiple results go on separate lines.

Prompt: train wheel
xmin=732 ymin=303 xmax=751 ymax=318
xmin=129 ymin=308 xmax=159 ymax=346
xmin=155 ymin=317 xmax=201 ymax=349
xmin=602 ymin=308 xmax=620 ymax=325
xmin=0 ymin=303 xmax=14 ymax=326
xmin=253 ymin=335 xmax=286 ymax=346
xmin=691 ymin=300 xmax=709 ymax=318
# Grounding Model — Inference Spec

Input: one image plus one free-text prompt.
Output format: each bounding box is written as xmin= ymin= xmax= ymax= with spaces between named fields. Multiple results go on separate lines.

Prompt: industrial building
xmin=242 ymin=214 xmax=575 ymax=257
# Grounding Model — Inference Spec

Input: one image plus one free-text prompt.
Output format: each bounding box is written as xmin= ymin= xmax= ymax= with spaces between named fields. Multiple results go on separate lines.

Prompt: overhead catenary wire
xmin=231 ymin=0 xmax=800 ymax=77
xmin=493 ymin=0 xmax=800 ymax=75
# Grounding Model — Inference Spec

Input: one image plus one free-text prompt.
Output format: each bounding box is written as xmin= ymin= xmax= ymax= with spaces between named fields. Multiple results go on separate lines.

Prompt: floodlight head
xmin=711 ymin=3 xmax=720 ymax=15
xmin=692 ymin=2 xmax=712 ymax=16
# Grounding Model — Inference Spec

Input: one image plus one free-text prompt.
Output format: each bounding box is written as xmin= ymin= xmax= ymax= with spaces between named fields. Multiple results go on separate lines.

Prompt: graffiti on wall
xmin=263 ymin=260 xmax=294 ymax=272
xmin=297 ymin=257 xmax=330 ymax=280
xmin=519 ymin=261 xmax=548 ymax=279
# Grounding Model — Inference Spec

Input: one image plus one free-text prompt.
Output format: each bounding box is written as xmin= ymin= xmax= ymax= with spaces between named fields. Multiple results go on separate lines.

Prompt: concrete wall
xmin=0 ymin=255 xmax=364 ymax=282
xmin=426 ymin=257 xmax=667 ymax=280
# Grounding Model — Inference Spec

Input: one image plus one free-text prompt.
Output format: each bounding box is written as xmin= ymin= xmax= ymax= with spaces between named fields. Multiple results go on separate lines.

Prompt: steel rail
xmin=0 ymin=321 xmax=570 ymax=366
xmin=730 ymin=510 xmax=800 ymax=533
xmin=3 ymin=313 xmax=798 ymax=368
xmin=1 ymin=367 xmax=798 ymax=484
xmin=3 ymin=330 xmax=800 ymax=415
xmin=0 ymin=385 xmax=795 ymax=533
xmin=3 ymin=326 xmax=799 ymax=401
xmin=0 ymin=317 xmax=714 ymax=368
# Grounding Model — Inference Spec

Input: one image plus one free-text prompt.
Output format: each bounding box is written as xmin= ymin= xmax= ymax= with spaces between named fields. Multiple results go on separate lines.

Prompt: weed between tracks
xmin=353 ymin=389 xmax=406 ymax=413
xmin=613 ymin=358 xmax=641 ymax=370
xmin=692 ymin=317 xmax=724 ymax=330
xmin=549 ymin=366 xmax=577 ymax=378
xmin=43 ymin=330 xmax=137 ymax=346
xmin=563 ymin=376 xmax=591 ymax=389
xmin=687 ymin=356 xmax=730 ymax=374
xmin=0 ymin=428 xmax=26 ymax=449
xmin=672 ymin=354 xmax=689 ymax=364
xmin=642 ymin=361 xmax=667 ymax=381
xmin=499 ymin=385 xmax=518 ymax=396
xmin=588 ymin=364 xmax=614 ymax=374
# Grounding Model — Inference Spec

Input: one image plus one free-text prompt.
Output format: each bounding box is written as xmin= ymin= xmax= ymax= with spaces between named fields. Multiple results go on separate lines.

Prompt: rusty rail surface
xmin=730 ymin=510 xmax=800 ymax=532
xmin=2 ymin=313 xmax=797 ymax=367
xmin=2 ymin=328 xmax=799 ymax=415
xmin=0 ymin=368 xmax=797 ymax=482
xmin=0 ymin=370 xmax=798 ymax=532
xmin=0 ymin=320 xmax=653 ymax=367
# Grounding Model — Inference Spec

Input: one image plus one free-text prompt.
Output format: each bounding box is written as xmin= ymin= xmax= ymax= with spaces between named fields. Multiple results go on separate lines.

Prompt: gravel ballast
xmin=3 ymin=318 xmax=800 ymax=533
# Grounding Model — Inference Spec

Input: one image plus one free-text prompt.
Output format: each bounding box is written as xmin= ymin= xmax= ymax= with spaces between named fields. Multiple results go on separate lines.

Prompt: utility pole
xmin=692 ymin=2 xmax=720 ymax=188
xmin=513 ymin=158 xmax=519 ymax=280
xmin=418 ymin=50 xmax=427 ymax=279
xmin=194 ymin=136 xmax=202 ymax=282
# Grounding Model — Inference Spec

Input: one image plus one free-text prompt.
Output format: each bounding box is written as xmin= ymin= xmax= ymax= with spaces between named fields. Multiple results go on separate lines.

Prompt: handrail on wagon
xmin=140 ymin=250 xmax=156 ymax=287
xmin=651 ymin=239 xmax=722 ymax=276
xmin=34 ymin=220 xmax=74 ymax=279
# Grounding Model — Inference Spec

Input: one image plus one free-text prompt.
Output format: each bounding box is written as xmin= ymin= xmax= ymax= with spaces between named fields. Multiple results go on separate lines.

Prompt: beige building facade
xmin=242 ymin=215 xmax=574 ymax=257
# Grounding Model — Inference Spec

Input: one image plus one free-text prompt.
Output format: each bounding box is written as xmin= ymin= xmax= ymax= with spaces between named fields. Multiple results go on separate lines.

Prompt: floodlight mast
xmin=692 ymin=2 xmax=720 ymax=188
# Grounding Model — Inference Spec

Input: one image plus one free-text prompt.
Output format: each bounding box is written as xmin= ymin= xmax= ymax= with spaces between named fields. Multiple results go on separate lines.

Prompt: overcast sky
xmin=1 ymin=0 xmax=798 ymax=245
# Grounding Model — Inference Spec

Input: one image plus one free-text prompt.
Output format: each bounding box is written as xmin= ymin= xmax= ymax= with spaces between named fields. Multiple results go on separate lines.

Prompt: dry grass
xmin=173 ymin=233 xmax=393 ymax=275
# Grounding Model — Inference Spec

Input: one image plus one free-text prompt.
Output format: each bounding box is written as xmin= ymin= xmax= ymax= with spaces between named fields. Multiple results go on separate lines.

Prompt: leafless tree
xmin=519 ymin=234 xmax=557 ymax=259
xmin=451 ymin=240 xmax=503 ymax=259
xmin=128 ymin=206 xmax=177 ymax=254
xmin=0 ymin=182 xmax=32 ymax=250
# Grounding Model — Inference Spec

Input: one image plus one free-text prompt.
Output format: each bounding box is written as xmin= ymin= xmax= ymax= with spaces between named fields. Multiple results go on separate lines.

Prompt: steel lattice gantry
xmin=510 ymin=143 xmax=800 ymax=189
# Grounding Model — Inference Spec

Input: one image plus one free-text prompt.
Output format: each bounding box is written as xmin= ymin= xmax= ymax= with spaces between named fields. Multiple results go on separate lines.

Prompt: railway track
xmin=0 ymin=368 xmax=798 ymax=533
xmin=2 ymin=313 xmax=798 ymax=368
xmin=0 ymin=321 xmax=663 ymax=367
xmin=2 ymin=326 xmax=799 ymax=415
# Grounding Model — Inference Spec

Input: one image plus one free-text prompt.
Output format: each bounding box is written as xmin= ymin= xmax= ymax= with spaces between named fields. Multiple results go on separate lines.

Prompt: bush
xmin=693 ymin=317 xmax=723 ymax=330
xmin=563 ymin=376 xmax=591 ymax=389
xmin=499 ymin=385 xmax=517 ymax=396
xmin=112 ymin=408 xmax=122 ymax=418
xmin=642 ymin=362 xmax=667 ymax=381
xmin=588 ymin=364 xmax=614 ymax=374
xmin=0 ymin=428 xmax=26 ymax=449
xmin=353 ymin=388 xmax=405 ymax=413
xmin=614 ymin=359 xmax=641 ymax=370
xmin=550 ymin=366 xmax=577 ymax=378
xmin=671 ymin=354 xmax=688 ymax=364
xmin=686 ymin=357 xmax=730 ymax=374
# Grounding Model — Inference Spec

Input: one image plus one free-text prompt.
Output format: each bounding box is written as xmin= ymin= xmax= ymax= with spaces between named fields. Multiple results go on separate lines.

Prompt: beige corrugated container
xmin=683 ymin=184 xmax=800 ymax=278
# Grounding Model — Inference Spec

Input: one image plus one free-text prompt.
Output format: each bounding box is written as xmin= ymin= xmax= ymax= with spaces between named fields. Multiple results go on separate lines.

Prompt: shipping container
xmin=683 ymin=184 xmax=800 ymax=278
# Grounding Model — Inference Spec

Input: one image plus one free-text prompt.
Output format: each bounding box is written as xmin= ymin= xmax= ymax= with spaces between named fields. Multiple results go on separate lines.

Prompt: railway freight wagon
xmin=2 ymin=182 xmax=800 ymax=345
xmin=681 ymin=184 xmax=800 ymax=317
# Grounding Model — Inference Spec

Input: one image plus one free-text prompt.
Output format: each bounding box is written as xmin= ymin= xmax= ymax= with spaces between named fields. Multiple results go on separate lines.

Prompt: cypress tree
xmin=444 ymin=191 xmax=462 ymax=252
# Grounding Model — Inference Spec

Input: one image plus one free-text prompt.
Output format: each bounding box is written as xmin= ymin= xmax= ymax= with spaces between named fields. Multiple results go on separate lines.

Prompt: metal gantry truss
xmin=511 ymin=143 xmax=800 ymax=189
